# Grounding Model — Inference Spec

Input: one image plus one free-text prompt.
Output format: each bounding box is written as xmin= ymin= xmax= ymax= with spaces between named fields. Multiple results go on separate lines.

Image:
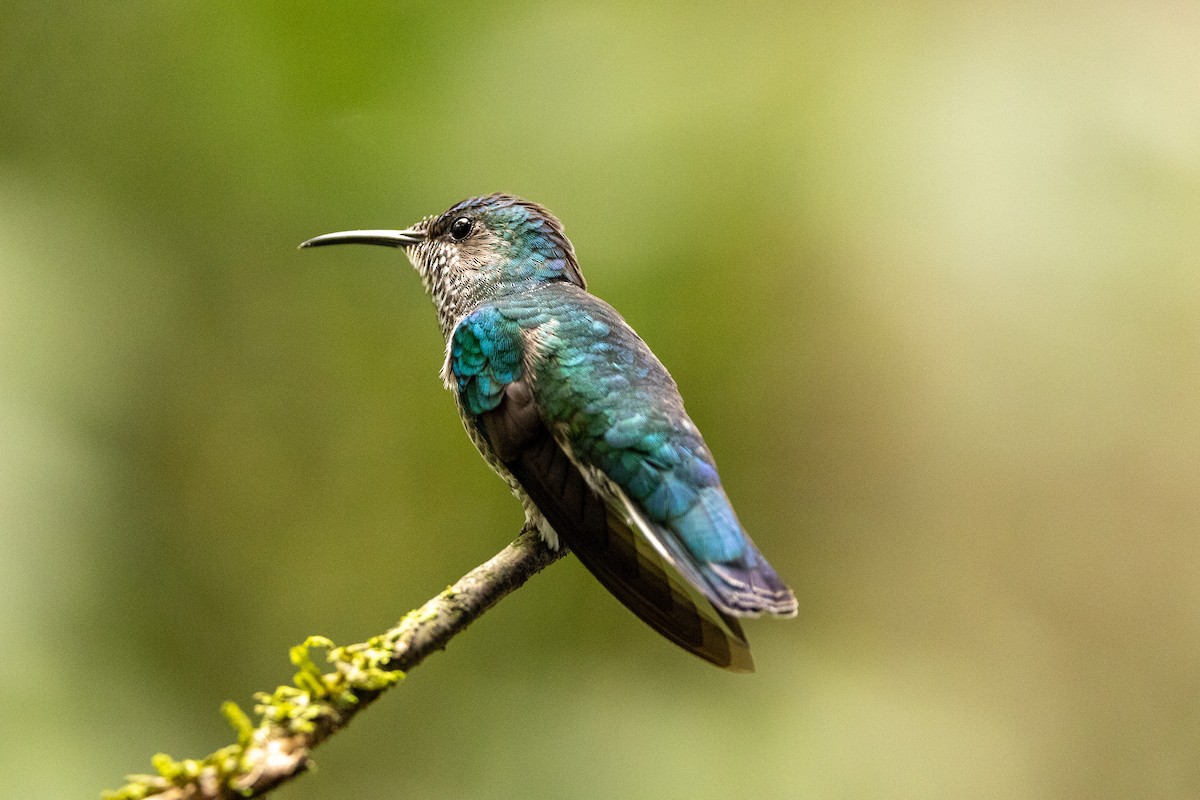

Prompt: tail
xmin=701 ymin=550 xmax=798 ymax=617
xmin=625 ymin=485 xmax=798 ymax=619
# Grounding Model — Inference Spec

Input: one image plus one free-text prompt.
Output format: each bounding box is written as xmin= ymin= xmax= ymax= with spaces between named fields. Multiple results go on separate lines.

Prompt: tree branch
xmin=103 ymin=529 xmax=566 ymax=800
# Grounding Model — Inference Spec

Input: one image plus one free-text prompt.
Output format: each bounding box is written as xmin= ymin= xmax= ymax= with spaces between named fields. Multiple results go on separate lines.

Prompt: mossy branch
xmin=103 ymin=529 xmax=566 ymax=800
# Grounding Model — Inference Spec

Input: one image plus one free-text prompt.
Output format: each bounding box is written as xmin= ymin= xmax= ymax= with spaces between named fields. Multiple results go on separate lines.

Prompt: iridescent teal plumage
xmin=301 ymin=193 xmax=797 ymax=671
xmin=451 ymin=306 xmax=524 ymax=416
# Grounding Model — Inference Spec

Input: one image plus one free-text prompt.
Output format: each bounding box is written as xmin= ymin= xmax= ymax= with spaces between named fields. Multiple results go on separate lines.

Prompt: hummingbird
xmin=301 ymin=194 xmax=796 ymax=671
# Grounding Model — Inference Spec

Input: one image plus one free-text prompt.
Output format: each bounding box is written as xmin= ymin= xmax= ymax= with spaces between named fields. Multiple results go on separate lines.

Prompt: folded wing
xmin=451 ymin=303 xmax=756 ymax=671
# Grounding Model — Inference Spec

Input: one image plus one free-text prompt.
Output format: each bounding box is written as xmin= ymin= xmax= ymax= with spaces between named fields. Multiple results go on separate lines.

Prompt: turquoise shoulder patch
xmin=450 ymin=306 xmax=524 ymax=416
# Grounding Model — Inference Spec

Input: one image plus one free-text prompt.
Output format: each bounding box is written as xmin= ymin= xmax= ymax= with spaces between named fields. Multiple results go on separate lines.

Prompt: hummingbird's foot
xmin=520 ymin=510 xmax=560 ymax=551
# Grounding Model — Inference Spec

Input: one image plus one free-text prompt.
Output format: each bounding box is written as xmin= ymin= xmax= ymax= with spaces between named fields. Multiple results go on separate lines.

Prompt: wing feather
xmin=479 ymin=380 xmax=754 ymax=672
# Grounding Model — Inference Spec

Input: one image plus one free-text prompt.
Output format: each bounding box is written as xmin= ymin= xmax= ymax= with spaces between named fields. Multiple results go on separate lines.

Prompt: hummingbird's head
xmin=301 ymin=193 xmax=584 ymax=334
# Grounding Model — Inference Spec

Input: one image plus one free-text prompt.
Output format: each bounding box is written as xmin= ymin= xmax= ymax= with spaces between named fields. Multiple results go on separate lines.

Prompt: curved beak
xmin=299 ymin=227 xmax=425 ymax=250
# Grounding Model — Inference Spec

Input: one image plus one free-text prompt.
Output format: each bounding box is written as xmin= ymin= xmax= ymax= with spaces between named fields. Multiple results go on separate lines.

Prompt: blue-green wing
xmin=521 ymin=285 xmax=797 ymax=619
xmin=449 ymin=304 xmax=755 ymax=671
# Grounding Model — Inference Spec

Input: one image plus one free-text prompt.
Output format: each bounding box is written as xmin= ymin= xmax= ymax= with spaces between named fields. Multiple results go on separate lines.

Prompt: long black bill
xmin=299 ymin=227 xmax=425 ymax=249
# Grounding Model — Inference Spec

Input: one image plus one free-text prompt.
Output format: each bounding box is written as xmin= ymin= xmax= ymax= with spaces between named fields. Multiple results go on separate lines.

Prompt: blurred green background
xmin=3 ymin=2 xmax=1198 ymax=798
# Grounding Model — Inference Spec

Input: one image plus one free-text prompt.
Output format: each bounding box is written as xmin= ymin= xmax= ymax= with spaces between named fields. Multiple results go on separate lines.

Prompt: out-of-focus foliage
xmin=2 ymin=2 xmax=1198 ymax=798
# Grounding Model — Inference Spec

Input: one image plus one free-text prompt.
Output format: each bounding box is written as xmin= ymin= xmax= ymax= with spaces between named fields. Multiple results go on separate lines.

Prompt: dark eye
xmin=449 ymin=217 xmax=472 ymax=241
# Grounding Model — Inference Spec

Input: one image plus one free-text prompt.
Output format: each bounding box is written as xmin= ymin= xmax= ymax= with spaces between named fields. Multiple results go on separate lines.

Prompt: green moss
xmin=221 ymin=701 xmax=256 ymax=748
xmin=102 ymin=633 xmax=404 ymax=799
xmin=101 ymin=782 xmax=152 ymax=800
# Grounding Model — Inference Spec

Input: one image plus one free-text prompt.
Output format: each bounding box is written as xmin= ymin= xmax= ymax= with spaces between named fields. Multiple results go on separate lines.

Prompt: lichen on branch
xmin=103 ymin=529 xmax=566 ymax=800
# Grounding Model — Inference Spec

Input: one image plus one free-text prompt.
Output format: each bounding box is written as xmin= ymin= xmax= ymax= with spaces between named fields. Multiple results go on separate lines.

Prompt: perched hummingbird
xmin=301 ymin=194 xmax=796 ymax=671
